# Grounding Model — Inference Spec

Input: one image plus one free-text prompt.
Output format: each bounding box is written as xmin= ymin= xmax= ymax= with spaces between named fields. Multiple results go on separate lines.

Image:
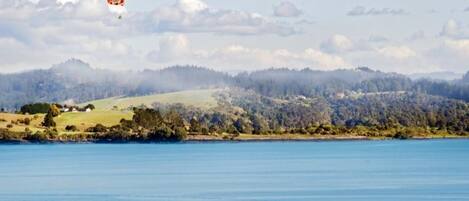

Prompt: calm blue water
xmin=1 ymin=140 xmax=469 ymax=201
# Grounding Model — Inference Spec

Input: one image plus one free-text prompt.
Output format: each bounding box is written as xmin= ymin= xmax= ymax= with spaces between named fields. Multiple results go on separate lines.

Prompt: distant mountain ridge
xmin=0 ymin=59 xmax=468 ymax=110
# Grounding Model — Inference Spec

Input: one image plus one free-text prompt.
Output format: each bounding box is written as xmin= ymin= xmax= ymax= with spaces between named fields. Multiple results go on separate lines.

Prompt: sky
xmin=1 ymin=0 xmax=469 ymax=74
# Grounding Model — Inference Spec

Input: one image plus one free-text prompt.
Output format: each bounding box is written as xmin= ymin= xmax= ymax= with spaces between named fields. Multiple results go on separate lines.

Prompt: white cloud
xmin=443 ymin=39 xmax=469 ymax=55
xmin=347 ymin=6 xmax=407 ymax=16
xmin=302 ymin=49 xmax=348 ymax=69
xmin=418 ymin=20 xmax=469 ymax=73
xmin=273 ymin=1 xmax=302 ymax=17
xmin=202 ymin=46 xmax=349 ymax=70
xmin=145 ymin=0 xmax=296 ymax=36
xmin=147 ymin=34 xmax=190 ymax=63
xmin=378 ymin=46 xmax=417 ymax=59
xmin=146 ymin=34 xmax=349 ymax=70
xmin=320 ymin=34 xmax=354 ymax=53
xmin=0 ymin=0 xmax=297 ymax=71
xmin=440 ymin=19 xmax=459 ymax=37
xmin=0 ymin=38 xmax=35 ymax=69
xmin=408 ymin=30 xmax=425 ymax=41
xmin=426 ymin=39 xmax=469 ymax=73
xmin=177 ymin=0 xmax=207 ymax=13
xmin=428 ymin=20 xmax=469 ymax=72
xmin=1 ymin=0 xmax=295 ymax=42
xmin=0 ymin=0 xmax=137 ymax=70
xmin=439 ymin=19 xmax=469 ymax=39
xmin=431 ymin=39 xmax=469 ymax=62
xmin=343 ymin=45 xmax=439 ymax=74
xmin=0 ymin=0 xmax=467 ymax=74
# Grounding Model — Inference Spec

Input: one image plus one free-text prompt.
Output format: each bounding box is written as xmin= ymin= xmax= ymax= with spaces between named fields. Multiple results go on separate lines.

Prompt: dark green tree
xmin=132 ymin=108 xmax=164 ymax=129
xmin=42 ymin=111 xmax=56 ymax=128
xmin=147 ymin=125 xmax=186 ymax=142
xmin=233 ymin=118 xmax=253 ymax=134
xmin=250 ymin=114 xmax=269 ymax=135
xmin=85 ymin=104 xmax=96 ymax=110
xmin=23 ymin=118 xmax=31 ymax=125
xmin=20 ymin=103 xmax=50 ymax=114
xmin=164 ymin=110 xmax=185 ymax=129
xmin=173 ymin=127 xmax=187 ymax=141
xmin=65 ymin=125 xmax=78 ymax=132
xmin=86 ymin=124 xmax=108 ymax=133
xmin=189 ymin=118 xmax=201 ymax=133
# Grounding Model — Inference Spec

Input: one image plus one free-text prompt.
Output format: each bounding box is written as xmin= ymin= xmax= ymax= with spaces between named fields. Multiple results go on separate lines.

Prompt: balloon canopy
xmin=107 ymin=0 xmax=126 ymax=18
xmin=107 ymin=0 xmax=124 ymax=6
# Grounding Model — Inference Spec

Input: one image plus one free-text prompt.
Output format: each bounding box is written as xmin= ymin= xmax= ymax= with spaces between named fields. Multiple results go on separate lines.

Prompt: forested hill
xmin=234 ymin=68 xmax=469 ymax=101
xmin=0 ymin=59 xmax=230 ymax=109
xmin=0 ymin=59 xmax=468 ymax=110
xmin=233 ymin=67 xmax=409 ymax=97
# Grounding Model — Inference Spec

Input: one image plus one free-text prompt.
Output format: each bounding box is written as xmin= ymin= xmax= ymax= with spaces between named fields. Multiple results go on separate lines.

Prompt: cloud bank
xmin=347 ymin=6 xmax=407 ymax=16
xmin=0 ymin=0 xmax=468 ymax=74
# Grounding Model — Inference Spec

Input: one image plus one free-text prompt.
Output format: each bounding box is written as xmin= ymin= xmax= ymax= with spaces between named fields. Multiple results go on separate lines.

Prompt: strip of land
xmin=2 ymin=133 xmax=468 ymax=144
xmin=1 ymin=89 xmax=467 ymax=144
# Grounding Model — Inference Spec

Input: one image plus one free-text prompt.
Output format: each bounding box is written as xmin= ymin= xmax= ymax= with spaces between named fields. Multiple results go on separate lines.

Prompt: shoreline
xmin=1 ymin=134 xmax=468 ymax=144
xmin=185 ymin=134 xmax=469 ymax=142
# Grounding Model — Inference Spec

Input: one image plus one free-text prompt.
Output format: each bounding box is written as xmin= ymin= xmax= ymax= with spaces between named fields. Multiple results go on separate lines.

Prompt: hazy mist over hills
xmin=409 ymin=72 xmax=464 ymax=81
xmin=0 ymin=59 xmax=468 ymax=110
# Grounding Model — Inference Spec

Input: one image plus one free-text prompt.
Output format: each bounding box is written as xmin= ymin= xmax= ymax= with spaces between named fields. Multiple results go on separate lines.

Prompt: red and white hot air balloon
xmin=107 ymin=0 xmax=126 ymax=19
xmin=107 ymin=0 xmax=125 ymax=6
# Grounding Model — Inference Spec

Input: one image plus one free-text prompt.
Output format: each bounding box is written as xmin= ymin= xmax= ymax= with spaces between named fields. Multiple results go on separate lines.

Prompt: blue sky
xmin=1 ymin=0 xmax=469 ymax=73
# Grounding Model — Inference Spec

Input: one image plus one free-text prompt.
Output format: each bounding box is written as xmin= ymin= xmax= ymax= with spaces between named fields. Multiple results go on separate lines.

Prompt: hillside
xmin=0 ymin=89 xmax=221 ymax=133
xmin=1 ymin=87 xmax=468 ymax=142
xmin=0 ymin=59 xmax=229 ymax=110
xmin=81 ymin=89 xmax=221 ymax=111
xmin=1 ymin=59 xmax=468 ymax=111
xmin=0 ymin=110 xmax=133 ymax=133
xmin=0 ymin=113 xmax=43 ymax=133
xmin=0 ymin=59 xmax=468 ymax=139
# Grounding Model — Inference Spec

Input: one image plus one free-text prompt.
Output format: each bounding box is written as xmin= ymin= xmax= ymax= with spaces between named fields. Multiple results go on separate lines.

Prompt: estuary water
xmin=0 ymin=140 xmax=469 ymax=201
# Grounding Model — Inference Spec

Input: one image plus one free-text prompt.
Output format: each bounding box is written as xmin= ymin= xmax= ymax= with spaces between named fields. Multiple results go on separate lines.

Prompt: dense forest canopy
xmin=175 ymin=90 xmax=468 ymax=135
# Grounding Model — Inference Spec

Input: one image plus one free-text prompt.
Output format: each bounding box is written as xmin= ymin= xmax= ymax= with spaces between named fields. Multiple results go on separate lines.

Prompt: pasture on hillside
xmin=1 ymin=89 xmax=221 ymax=133
xmin=80 ymin=89 xmax=220 ymax=111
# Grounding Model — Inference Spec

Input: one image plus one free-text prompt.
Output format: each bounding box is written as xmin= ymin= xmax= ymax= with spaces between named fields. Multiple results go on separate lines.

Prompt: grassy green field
xmin=1 ymin=89 xmax=221 ymax=133
xmin=54 ymin=110 xmax=133 ymax=131
xmin=81 ymin=89 xmax=220 ymax=111
xmin=0 ymin=111 xmax=132 ymax=132
xmin=0 ymin=113 xmax=44 ymax=132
